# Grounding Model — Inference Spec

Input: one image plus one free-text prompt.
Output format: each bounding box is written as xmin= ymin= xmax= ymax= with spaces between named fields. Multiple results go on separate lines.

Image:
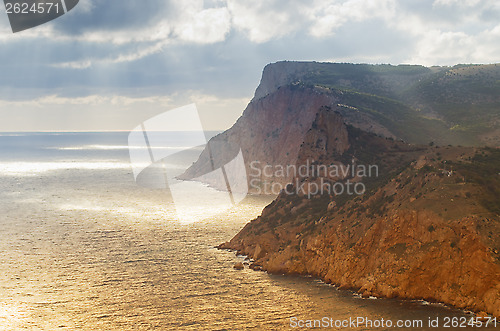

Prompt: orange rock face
xmin=206 ymin=62 xmax=500 ymax=317
xmin=223 ymin=205 xmax=500 ymax=317
xmin=219 ymin=136 xmax=500 ymax=317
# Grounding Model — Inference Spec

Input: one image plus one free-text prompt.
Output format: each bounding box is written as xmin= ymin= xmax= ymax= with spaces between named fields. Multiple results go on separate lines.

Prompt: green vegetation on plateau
xmin=291 ymin=62 xmax=500 ymax=146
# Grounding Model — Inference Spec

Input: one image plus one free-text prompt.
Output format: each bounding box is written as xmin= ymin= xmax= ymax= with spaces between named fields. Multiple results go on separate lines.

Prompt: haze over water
xmin=0 ymin=133 xmax=490 ymax=330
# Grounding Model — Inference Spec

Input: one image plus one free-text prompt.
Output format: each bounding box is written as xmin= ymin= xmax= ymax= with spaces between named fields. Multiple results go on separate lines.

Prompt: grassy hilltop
xmin=269 ymin=62 xmax=500 ymax=146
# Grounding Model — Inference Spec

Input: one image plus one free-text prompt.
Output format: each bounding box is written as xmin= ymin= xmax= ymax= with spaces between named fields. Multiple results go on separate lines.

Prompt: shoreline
xmin=217 ymin=244 xmax=499 ymax=320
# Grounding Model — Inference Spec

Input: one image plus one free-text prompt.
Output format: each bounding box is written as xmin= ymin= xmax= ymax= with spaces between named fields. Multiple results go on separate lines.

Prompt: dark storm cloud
xmin=53 ymin=0 xmax=174 ymax=33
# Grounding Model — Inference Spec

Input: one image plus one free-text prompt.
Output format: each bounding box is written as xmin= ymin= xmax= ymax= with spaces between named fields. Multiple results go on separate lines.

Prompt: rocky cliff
xmin=186 ymin=61 xmax=500 ymax=317
xmin=220 ymin=138 xmax=500 ymax=317
xmin=179 ymin=86 xmax=340 ymax=192
xmin=182 ymin=62 xmax=500 ymax=191
xmin=249 ymin=61 xmax=500 ymax=146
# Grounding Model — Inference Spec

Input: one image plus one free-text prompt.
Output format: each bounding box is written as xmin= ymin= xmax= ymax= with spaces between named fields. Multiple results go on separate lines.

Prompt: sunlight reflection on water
xmin=0 ymin=134 xmax=490 ymax=330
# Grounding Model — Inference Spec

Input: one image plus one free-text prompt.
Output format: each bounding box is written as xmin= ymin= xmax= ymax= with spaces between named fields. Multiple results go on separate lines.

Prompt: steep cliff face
xmin=183 ymin=61 xmax=500 ymax=192
xmin=253 ymin=62 xmax=319 ymax=100
xmin=250 ymin=61 xmax=500 ymax=146
xmin=185 ymin=61 xmax=500 ymax=316
xmin=180 ymin=86 xmax=340 ymax=191
xmin=296 ymin=107 xmax=350 ymax=165
xmin=220 ymin=138 xmax=500 ymax=317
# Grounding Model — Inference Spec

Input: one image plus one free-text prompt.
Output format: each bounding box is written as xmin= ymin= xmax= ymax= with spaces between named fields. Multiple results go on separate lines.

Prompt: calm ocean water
xmin=0 ymin=132 xmax=492 ymax=330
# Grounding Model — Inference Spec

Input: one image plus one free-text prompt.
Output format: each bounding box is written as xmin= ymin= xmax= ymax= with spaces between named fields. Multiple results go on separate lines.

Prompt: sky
xmin=0 ymin=0 xmax=499 ymax=131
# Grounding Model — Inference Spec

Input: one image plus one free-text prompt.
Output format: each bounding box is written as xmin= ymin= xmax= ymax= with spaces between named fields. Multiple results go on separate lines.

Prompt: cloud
xmin=77 ymin=0 xmax=94 ymax=13
xmin=41 ymin=1 xmax=230 ymax=68
xmin=411 ymin=25 xmax=500 ymax=65
xmin=2 ymin=0 xmax=499 ymax=66
xmin=433 ymin=0 xmax=482 ymax=7
xmin=173 ymin=6 xmax=231 ymax=43
xmin=54 ymin=60 xmax=93 ymax=69
xmin=0 ymin=94 xmax=178 ymax=109
xmin=227 ymin=0 xmax=306 ymax=43
xmin=1 ymin=0 xmax=500 ymax=131
xmin=306 ymin=0 xmax=397 ymax=38
xmin=385 ymin=1 xmax=500 ymax=65
xmin=0 ymin=92 xmax=249 ymax=131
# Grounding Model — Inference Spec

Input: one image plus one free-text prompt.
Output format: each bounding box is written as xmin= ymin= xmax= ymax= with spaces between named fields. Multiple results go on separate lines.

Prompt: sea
xmin=0 ymin=132 xmax=495 ymax=330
